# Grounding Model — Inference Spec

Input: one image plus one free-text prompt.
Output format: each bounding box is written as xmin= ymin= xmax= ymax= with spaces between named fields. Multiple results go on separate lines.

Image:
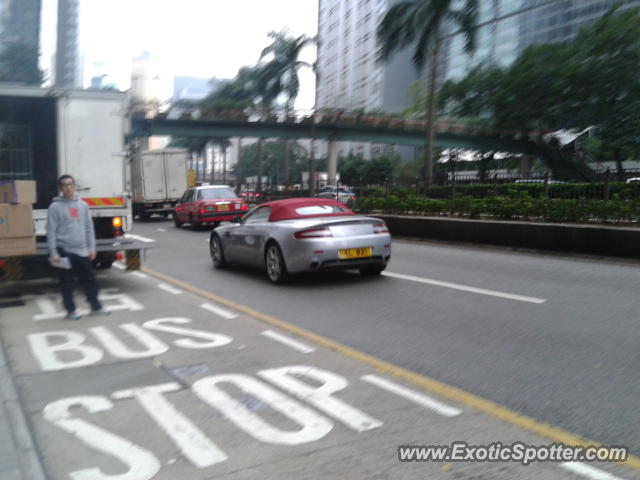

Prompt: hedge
xmin=355 ymin=194 xmax=640 ymax=225
xmin=357 ymin=182 xmax=640 ymax=201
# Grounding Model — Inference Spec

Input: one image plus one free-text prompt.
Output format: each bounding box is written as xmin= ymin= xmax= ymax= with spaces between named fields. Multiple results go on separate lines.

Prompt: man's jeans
xmin=58 ymin=251 xmax=102 ymax=314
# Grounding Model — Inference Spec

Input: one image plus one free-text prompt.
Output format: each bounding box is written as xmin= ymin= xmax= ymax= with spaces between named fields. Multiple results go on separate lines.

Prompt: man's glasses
xmin=60 ymin=182 xmax=75 ymax=188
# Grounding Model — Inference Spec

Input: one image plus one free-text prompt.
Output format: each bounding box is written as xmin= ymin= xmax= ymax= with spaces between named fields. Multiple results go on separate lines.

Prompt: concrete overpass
xmin=129 ymin=117 xmax=592 ymax=184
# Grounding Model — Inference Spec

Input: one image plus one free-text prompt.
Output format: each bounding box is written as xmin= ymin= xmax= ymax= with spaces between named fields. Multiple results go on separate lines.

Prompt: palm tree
xmin=259 ymin=30 xmax=315 ymax=187
xmin=377 ymin=0 xmax=478 ymax=185
xmin=259 ymin=30 xmax=315 ymax=115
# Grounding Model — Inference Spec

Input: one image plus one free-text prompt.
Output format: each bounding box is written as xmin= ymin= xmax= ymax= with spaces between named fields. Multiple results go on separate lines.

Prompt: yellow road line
xmin=142 ymin=265 xmax=640 ymax=471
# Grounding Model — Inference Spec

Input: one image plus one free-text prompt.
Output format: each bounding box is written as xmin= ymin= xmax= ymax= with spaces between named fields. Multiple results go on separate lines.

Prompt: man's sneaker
xmin=65 ymin=312 xmax=81 ymax=320
xmin=90 ymin=308 xmax=111 ymax=316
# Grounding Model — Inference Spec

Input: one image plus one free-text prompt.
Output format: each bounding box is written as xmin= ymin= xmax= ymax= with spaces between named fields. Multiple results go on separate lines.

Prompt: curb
xmin=0 ymin=336 xmax=46 ymax=480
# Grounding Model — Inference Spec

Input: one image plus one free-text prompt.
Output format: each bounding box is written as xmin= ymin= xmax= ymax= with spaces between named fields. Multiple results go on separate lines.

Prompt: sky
xmin=41 ymin=0 xmax=319 ymax=110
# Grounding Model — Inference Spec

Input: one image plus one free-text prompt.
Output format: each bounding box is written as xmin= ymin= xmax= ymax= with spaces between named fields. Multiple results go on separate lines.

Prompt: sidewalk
xmin=0 ymin=314 xmax=45 ymax=480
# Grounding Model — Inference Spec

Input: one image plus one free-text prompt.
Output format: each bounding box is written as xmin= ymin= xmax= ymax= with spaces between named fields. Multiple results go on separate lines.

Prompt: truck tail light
xmin=112 ymin=217 xmax=123 ymax=237
xmin=294 ymin=227 xmax=333 ymax=239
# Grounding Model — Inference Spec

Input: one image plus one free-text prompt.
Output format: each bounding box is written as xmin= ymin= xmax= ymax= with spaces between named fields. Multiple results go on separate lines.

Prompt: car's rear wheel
xmin=265 ymin=243 xmax=287 ymax=283
xmin=359 ymin=264 xmax=386 ymax=276
xmin=210 ymin=235 xmax=226 ymax=268
xmin=174 ymin=215 xmax=183 ymax=228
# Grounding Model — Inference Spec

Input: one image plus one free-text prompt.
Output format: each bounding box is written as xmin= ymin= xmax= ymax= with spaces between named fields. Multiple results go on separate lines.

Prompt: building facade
xmin=55 ymin=0 xmax=81 ymax=88
xmin=444 ymin=0 xmax=640 ymax=81
xmin=315 ymin=0 xmax=419 ymax=160
xmin=0 ymin=0 xmax=41 ymax=49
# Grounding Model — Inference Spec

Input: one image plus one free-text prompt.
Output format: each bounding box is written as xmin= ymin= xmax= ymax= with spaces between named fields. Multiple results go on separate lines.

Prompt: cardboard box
xmin=0 ymin=180 xmax=37 ymax=204
xmin=0 ymin=204 xmax=34 ymax=238
xmin=0 ymin=236 xmax=36 ymax=256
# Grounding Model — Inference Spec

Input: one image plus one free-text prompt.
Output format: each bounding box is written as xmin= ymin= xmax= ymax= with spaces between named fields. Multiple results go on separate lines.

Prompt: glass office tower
xmin=444 ymin=0 xmax=640 ymax=81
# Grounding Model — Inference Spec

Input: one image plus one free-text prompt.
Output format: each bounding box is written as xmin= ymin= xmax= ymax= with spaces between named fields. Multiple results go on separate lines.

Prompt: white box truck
xmin=131 ymin=148 xmax=188 ymax=220
xmin=0 ymin=85 xmax=150 ymax=280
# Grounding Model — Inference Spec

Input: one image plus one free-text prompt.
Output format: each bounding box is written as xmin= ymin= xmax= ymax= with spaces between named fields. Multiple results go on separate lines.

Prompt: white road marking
xmin=361 ymin=374 xmax=462 ymax=417
xmin=200 ymin=303 xmax=238 ymax=319
xmin=261 ymin=330 xmax=315 ymax=354
xmin=112 ymin=262 xmax=125 ymax=270
xmin=157 ymin=283 xmax=183 ymax=295
xmin=125 ymin=233 xmax=155 ymax=243
xmin=383 ymin=271 xmax=546 ymax=304
xmin=112 ymin=383 xmax=227 ymax=467
xmin=561 ymin=462 xmax=627 ymax=480
xmin=156 ymin=228 xmax=166 ymax=232
xmin=131 ymin=271 xmax=148 ymax=279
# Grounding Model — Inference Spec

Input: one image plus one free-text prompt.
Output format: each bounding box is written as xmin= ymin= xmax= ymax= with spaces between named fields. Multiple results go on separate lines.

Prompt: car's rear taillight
xmin=175 ymin=206 xmax=183 ymax=212
xmin=373 ymin=222 xmax=388 ymax=234
xmin=199 ymin=208 xmax=206 ymax=214
xmin=241 ymin=203 xmax=247 ymax=210
xmin=112 ymin=216 xmax=123 ymax=237
xmin=294 ymin=227 xmax=333 ymax=239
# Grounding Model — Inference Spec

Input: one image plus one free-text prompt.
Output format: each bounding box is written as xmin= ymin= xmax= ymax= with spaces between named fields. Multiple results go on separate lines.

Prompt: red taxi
xmin=174 ymin=185 xmax=246 ymax=228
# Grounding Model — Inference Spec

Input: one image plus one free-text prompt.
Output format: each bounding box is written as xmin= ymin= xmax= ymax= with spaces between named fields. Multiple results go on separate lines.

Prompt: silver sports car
xmin=209 ymin=198 xmax=392 ymax=283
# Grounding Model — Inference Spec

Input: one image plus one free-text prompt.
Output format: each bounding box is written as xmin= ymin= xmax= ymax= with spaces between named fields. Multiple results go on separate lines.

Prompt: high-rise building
xmin=315 ymin=0 xmax=419 ymax=160
xmin=55 ymin=0 xmax=80 ymax=88
xmin=0 ymin=0 xmax=41 ymax=49
xmin=444 ymin=0 xmax=640 ymax=81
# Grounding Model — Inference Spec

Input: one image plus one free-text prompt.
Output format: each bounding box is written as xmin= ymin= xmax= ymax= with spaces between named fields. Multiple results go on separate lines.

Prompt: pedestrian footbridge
xmin=129 ymin=116 xmax=595 ymax=182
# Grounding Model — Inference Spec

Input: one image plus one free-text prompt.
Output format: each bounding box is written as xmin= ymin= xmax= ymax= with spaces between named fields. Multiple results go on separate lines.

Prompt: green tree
xmin=234 ymin=140 xmax=309 ymax=186
xmin=437 ymin=65 xmax=503 ymax=119
xmin=201 ymin=67 xmax=262 ymax=109
xmin=492 ymin=43 xmax=573 ymax=134
xmin=258 ymin=30 xmax=315 ymax=115
xmin=0 ymin=41 xmax=43 ymax=85
xmin=377 ymin=0 xmax=478 ymax=185
xmin=259 ymin=31 xmax=315 ymax=186
xmin=567 ymin=7 xmax=640 ymax=175
xmin=338 ymin=155 xmax=368 ymax=186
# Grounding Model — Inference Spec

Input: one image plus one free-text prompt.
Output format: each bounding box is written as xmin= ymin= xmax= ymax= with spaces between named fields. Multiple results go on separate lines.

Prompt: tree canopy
xmin=377 ymin=0 xmax=478 ymax=184
xmin=436 ymin=6 xmax=640 ymax=169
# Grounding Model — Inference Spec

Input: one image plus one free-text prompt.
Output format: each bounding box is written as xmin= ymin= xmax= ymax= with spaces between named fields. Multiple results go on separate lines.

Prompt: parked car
xmin=174 ymin=185 xmax=247 ymax=228
xmin=209 ymin=198 xmax=391 ymax=283
xmin=317 ymin=185 xmax=357 ymax=203
xmin=625 ymin=177 xmax=640 ymax=184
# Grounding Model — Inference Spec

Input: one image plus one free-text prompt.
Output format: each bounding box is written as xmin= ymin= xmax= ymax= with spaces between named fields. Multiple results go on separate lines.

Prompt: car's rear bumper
xmin=194 ymin=211 xmax=245 ymax=223
xmin=283 ymin=234 xmax=391 ymax=273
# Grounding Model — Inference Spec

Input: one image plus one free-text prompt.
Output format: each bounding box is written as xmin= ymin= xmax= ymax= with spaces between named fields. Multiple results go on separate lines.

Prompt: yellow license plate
xmin=338 ymin=247 xmax=372 ymax=259
xmin=218 ymin=204 xmax=230 ymax=211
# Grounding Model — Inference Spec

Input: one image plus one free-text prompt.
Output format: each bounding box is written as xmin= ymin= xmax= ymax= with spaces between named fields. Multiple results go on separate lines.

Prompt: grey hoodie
xmin=47 ymin=194 xmax=96 ymax=257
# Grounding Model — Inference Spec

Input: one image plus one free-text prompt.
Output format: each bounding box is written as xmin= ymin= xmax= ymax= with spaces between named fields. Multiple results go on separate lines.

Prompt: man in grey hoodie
xmin=48 ymin=174 xmax=110 ymax=320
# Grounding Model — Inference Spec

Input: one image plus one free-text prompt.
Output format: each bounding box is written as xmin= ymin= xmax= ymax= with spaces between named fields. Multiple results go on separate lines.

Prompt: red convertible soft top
xmin=262 ymin=198 xmax=356 ymax=222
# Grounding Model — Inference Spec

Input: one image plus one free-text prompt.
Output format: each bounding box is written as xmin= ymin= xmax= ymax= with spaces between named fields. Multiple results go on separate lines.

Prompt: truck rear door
xmin=163 ymin=150 xmax=188 ymax=202
xmin=141 ymin=151 xmax=166 ymax=201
